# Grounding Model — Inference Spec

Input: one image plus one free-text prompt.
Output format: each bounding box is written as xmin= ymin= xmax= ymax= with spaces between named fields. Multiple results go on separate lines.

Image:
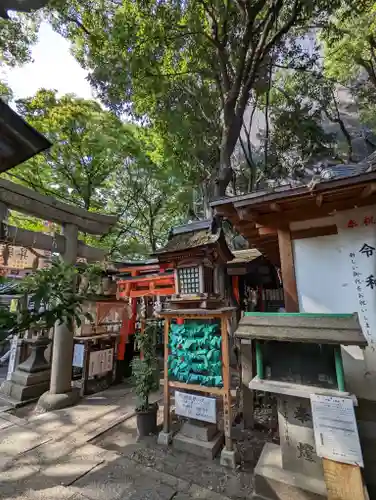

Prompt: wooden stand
xmin=323 ymin=459 xmax=367 ymax=500
xmin=72 ymin=332 xmax=120 ymax=396
xmin=159 ymin=307 xmax=235 ymax=454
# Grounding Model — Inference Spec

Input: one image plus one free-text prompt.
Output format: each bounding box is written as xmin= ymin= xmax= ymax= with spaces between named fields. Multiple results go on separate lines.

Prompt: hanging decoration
xmin=168 ymin=321 xmax=223 ymax=387
xmin=153 ymin=295 xmax=162 ymax=317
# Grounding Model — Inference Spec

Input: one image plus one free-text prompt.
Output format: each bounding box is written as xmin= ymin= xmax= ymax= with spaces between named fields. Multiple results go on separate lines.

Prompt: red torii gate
xmin=116 ymin=263 xmax=175 ymax=360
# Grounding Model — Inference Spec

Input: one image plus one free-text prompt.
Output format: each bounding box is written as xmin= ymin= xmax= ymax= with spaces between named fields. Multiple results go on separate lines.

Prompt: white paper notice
xmin=175 ymin=391 xmax=216 ymax=423
xmin=72 ymin=344 xmax=85 ymax=368
xmin=310 ymin=394 xmax=363 ymax=467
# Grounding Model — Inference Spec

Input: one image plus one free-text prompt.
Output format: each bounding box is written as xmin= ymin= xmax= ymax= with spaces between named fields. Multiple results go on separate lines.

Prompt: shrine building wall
xmin=290 ymin=205 xmax=376 ymax=494
xmin=290 ymin=207 xmax=376 ymax=402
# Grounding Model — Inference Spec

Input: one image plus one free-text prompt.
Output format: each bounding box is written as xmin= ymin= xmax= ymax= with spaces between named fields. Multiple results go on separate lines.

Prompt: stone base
xmin=180 ymin=421 xmax=218 ymax=441
xmin=173 ymin=431 xmax=223 ymax=459
xmin=0 ymin=368 xmax=51 ymax=403
xmin=37 ymin=388 xmax=80 ymax=412
xmin=220 ymin=447 xmax=239 ymax=469
xmin=253 ymin=443 xmax=327 ymax=500
xmin=157 ymin=431 xmax=173 ymax=446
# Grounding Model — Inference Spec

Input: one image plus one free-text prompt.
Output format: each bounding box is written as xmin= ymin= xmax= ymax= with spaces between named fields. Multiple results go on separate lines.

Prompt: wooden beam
xmin=322 ymin=458 xmax=367 ymax=500
xmin=316 ymin=194 xmax=323 ymax=207
xmin=0 ymin=179 xmax=117 ymax=235
xmin=360 ymin=182 xmax=376 ymax=199
xmin=1 ymin=224 xmax=106 ymax=262
xmin=292 ymin=224 xmax=338 ymax=240
xmin=277 ymin=227 xmax=299 ymax=312
xmin=270 ymin=202 xmax=281 ymax=212
xmin=237 ymin=207 xmax=255 ymax=222
xmin=256 ymin=225 xmax=277 ymax=236
xmin=254 ymin=195 xmax=376 ymax=227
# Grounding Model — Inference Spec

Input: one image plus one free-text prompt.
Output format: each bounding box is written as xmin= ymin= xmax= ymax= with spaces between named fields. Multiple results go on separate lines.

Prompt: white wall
xmin=292 ymin=208 xmax=376 ymax=400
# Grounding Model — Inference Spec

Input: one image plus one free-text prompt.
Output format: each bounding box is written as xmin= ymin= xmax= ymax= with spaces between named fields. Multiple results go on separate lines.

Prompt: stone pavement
xmin=0 ymin=384 xmax=257 ymax=500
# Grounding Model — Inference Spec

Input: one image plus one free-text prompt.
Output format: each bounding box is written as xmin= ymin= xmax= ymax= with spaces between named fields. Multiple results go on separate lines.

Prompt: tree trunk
xmin=214 ymin=120 xmax=242 ymax=198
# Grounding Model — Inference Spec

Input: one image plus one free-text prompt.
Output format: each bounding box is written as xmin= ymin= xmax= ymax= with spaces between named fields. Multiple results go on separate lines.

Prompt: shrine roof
xmin=0 ymin=99 xmax=51 ymax=172
xmin=235 ymin=313 xmax=367 ymax=346
xmin=155 ymin=228 xmax=219 ymax=255
xmin=154 ymin=217 xmax=233 ymax=258
xmin=210 ymin=170 xmax=376 ymax=265
xmin=228 ymin=249 xmax=261 ymax=265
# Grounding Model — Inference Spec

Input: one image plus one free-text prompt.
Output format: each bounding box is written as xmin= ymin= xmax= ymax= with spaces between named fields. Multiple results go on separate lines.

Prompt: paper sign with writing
xmin=175 ymin=390 xmax=216 ymax=423
xmin=6 ymin=336 xmax=18 ymax=381
xmin=88 ymin=348 xmax=114 ymax=376
xmin=336 ymin=207 xmax=376 ymax=350
xmin=310 ymin=394 xmax=363 ymax=467
xmin=72 ymin=344 xmax=85 ymax=368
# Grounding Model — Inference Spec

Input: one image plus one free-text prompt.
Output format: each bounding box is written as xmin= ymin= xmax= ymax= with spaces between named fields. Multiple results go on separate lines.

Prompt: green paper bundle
xmin=168 ymin=321 xmax=223 ymax=387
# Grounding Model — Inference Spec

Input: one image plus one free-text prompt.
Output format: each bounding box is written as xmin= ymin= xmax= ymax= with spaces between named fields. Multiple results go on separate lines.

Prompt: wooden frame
xmin=160 ymin=307 xmax=235 ymax=453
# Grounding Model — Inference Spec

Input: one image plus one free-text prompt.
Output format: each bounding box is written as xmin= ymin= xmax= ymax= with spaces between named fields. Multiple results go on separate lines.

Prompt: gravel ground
xmin=93 ymin=402 xmax=277 ymax=500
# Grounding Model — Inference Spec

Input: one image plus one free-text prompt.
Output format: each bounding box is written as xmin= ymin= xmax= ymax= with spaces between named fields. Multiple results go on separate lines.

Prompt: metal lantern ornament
xmin=1 ymin=0 xmax=51 ymax=18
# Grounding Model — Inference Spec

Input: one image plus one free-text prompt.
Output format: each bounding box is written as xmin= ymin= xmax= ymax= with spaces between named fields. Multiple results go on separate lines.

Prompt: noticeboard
xmin=175 ymin=390 xmax=216 ymax=423
xmin=310 ymin=394 xmax=363 ymax=467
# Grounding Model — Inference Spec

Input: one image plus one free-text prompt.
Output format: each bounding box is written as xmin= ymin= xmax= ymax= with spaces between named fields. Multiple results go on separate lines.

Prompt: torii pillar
xmin=38 ymin=223 xmax=80 ymax=410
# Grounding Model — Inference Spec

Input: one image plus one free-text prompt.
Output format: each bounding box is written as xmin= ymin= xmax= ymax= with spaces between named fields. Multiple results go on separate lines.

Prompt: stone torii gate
xmin=0 ymin=179 xmax=117 ymax=410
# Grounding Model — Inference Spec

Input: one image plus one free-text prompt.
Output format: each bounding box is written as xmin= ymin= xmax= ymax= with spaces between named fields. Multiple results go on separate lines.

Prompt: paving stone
xmin=139 ymin=465 xmax=191 ymax=493
xmin=0 ymin=417 xmax=15 ymax=430
xmin=188 ymin=484 xmax=232 ymax=500
xmin=6 ymin=486 xmax=78 ymax=500
xmin=70 ymin=456 xmax=176 ymax=500
xmin=1 ymin=413 xmax=31 ymax=427
xmin=15 ymin=442 xmax=120 ymax=469
xmin=0 ymin=465 xmax=57 ymax=500
xmin=0 ymin=426 xmax=50 ymax=459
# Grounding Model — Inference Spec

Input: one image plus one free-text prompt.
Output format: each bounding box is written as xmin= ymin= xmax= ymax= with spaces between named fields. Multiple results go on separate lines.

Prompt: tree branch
xmin=62 ymin=14 xmax=92 ymax=36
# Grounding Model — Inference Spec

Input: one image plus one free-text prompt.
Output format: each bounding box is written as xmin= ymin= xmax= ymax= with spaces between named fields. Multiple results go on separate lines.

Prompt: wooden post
xmin=322 ymin=459 xmax=367 ymax=500
xmin=163 ymin=318 xmax=170 ymax=433
xmin=277 ymin=227 xmax=299 ymax=313
xmin=221 ymin=315 xmax=233 ymax=451
xmin=0 ymin=201 xmax=8 ymax=222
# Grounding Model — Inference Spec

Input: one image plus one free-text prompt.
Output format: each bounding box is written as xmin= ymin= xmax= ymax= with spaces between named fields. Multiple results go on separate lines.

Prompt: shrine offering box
xmin=236 ymin=312 xmax=367 ymax=397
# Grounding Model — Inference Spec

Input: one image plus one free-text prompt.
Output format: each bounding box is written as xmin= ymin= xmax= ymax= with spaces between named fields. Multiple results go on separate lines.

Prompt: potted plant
xmin=131 ymin=322 xmax=160 ymax=437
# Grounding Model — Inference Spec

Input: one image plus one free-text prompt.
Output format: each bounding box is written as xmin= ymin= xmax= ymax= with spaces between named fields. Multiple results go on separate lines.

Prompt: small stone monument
xmin=235 ymin=312 xmax=366 ymax=499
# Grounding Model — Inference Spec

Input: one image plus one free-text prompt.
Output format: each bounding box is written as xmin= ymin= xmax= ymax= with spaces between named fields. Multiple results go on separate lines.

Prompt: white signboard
xmin=72 ymin=344 xmax=85 ymax=368
xmin=336 ymin=207 xmax=376 ymax=350
xmin=175 ymin=390 xmax=216 ymax=423
xmin=310 ymin=394 xmax=363 ymax=467
xmin=88 ymin=348 xmax=114 ymax=377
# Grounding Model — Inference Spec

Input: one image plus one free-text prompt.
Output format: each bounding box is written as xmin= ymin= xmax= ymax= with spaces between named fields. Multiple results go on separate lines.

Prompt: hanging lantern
xmin=1 ymin=0 xmax=52 ymax=18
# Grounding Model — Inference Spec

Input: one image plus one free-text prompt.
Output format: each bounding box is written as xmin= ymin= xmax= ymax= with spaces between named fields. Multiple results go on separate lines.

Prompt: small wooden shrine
xmin=154 ymin=218 xmax=233 ymax=309
xmin=155 ymin=219 xmax=237 ymax=467
xmin=235 ymin=312 xmax=367 ymax=500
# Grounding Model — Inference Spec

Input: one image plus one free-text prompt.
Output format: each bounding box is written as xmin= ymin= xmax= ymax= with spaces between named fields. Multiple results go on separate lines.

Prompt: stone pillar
xmin=38 ymin=223 xmax=80 ymax=411
xmin=253 ymin=395 xmax=327 ymax=500
xmin=240 ymin=341 xmax=254 ymax=429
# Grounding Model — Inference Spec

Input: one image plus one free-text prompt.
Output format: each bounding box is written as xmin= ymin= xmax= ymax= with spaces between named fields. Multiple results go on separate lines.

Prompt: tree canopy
xmin=43 ymin=0 xmax=345 ymax=197
xmin=0 ymin=0 xmax=376 ymax=260
xmin=2 ymin=89 xmax=189 ymax=258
